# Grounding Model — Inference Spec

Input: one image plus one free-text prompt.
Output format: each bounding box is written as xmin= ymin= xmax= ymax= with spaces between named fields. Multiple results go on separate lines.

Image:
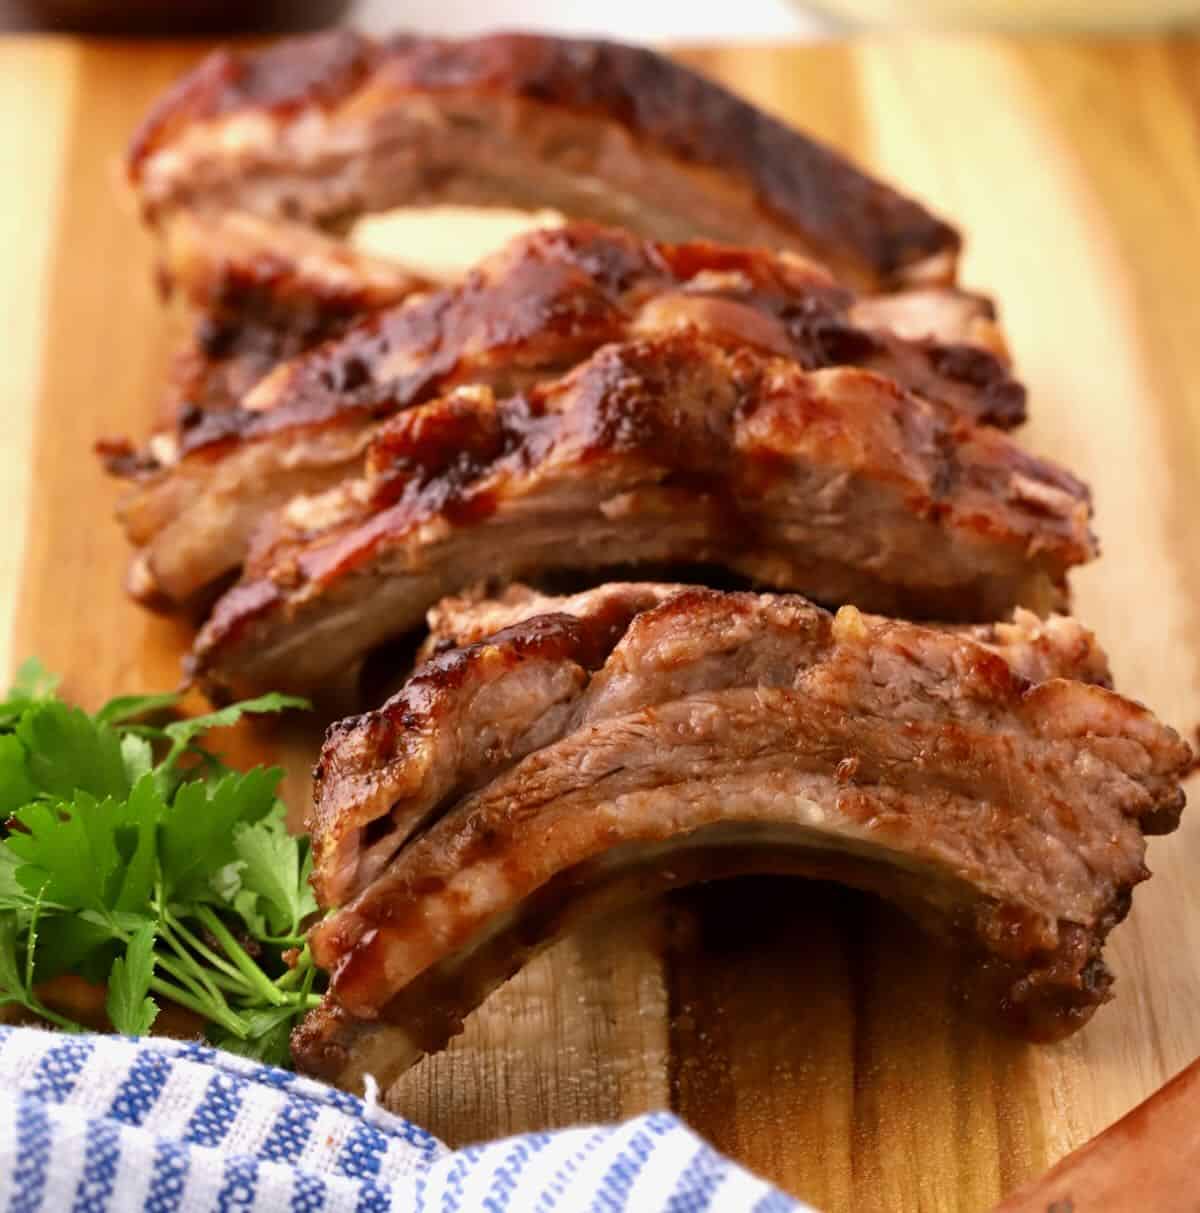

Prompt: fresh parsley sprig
xmin=0 ymin=658 xmax=322 ymax=1067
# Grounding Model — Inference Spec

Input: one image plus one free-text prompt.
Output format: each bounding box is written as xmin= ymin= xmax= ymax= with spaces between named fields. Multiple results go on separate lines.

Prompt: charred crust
xmin=112 ymin=222 xmax=1024 ymax=526
xmin=1141 ymin=786 xmax=1186 ymax=836
xmin=968 ymin=913 xmax=1122 ymax=1043
xmin=310 ymin=602 xmax=650 ymax=831
xmin=289 ymin=1000 xmax=354 ymax=1082
xmin=129 ymin=31 xmax=958 ymax=285
xmin=315 ymin=603 xmax=645 ymax=784
xmin=129 ymin=31 xmax=377 ymax=175
xmin=190 ymin=329 xmax=1095 ymax=693
xmin=94 ymin=436 xmax=161 ymax=478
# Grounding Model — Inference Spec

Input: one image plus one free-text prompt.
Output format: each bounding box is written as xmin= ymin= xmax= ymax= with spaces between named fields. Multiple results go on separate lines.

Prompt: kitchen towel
xmin=0 ymin=1025 xmax=808 ymax=1211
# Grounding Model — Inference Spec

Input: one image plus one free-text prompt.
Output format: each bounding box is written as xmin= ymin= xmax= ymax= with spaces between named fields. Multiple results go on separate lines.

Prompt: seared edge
xmin=128 ymin=30 xmax=960 ymax=289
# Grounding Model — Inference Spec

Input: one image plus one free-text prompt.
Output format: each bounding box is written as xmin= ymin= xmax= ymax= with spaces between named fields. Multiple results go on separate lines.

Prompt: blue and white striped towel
xmin=0 ymin=1026 xmax=808 ymax=1211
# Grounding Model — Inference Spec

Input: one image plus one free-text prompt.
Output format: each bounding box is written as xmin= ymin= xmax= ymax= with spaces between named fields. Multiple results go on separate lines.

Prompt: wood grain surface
xmin=2 ymin=33 xmax=1198 ymax=1212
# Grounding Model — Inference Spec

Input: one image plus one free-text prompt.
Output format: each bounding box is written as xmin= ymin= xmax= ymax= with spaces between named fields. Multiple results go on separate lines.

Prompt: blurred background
xmin=0 ymin=0 xmax=1197 ymax=36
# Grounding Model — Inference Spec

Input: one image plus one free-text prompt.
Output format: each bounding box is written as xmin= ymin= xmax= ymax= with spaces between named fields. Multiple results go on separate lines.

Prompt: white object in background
xmin=809 ymin=0 xmax=1199 ymax=29
xmin=350 ymin=0 xmax=833 ymax=41
xmin=354 ymin=206 xmax=563 ymax=280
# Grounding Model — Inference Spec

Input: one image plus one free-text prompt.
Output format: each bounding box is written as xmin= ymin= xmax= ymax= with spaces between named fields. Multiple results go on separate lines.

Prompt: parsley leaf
xmin=160 ymin=768 xmax=282 ymax=903
xmin=0 ymin=659 xmax=60 ymax=728
xmin=0 ymin=912 xmax=27 ymax=1001
xmin=17 ymin=704 xmax=129 ymax=802
xmin=34 ymin=913 xmax=118 ymax=983
xmin=10 ymin=658 xmax=59 ymax=700
xmin=106 ymin=923 xmax=159 ymax=1036
xmin=230 ymin=810 xmax=318 ymax=938
xmin=162 ymin=693 xmax=308 ymax=749
xmin=0 ymin=661 xmax=322 ymax=1066
xmin=0 ymin=845 xmax=27 ymax=908
xmin=8 ymin=793 xmax=122 ymax=911
xmin=118 ymin=734 xmax=155 ymax=786
xmin=112 ymin=775 xmax=167 ymax=913
xmin=94 ymin=691 xmax=183 ymax=727
xmin=210 ymin=1005 xmax=298 ymax=1068
xmin=0 ymin=735 xmax=36 ymax=816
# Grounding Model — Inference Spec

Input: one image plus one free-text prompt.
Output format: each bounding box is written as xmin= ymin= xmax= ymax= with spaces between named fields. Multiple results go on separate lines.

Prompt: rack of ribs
xmin=292 ymin=583 xmax=1190 ymax=1091
xmin=98 ymin=29 xmax=1191 ymax=1096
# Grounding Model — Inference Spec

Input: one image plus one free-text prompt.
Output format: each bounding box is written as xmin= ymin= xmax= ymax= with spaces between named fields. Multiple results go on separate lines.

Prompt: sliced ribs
xmin=189 ymin=330 xmax=1088 ymax=698
xmin=128 ymin=30 xmax=960 ymax=292
xmin=293 ymin=584 xmax=1190 ymax=1091
xmin=107 ymin=223 xmax=1025 ymax=607
xmin=101 ymin=210 xmax=429 ymax=604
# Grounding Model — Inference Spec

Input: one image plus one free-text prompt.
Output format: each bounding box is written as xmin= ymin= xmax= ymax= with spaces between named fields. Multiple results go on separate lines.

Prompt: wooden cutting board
xmin=2 ymin=31 xmax=1199 ymax=1212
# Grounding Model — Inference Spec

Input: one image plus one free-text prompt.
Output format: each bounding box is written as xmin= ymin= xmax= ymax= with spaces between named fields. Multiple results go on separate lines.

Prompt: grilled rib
xmin=99 ymin=210 xmax=429 ymax=603
xmin=293 ymin=584 xmax=1189 ymax=1091
xmin=127 ymin=30 xmax=960 ymax=292
xmin=189 ymin=332 xmax=1090 ymax=698
xmin=104 ymin=223 xmax=1025 ymax=607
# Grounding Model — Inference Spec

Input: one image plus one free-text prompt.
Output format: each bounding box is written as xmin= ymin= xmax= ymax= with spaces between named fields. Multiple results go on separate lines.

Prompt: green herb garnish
xmin=0 ymin=658 xmax=321 ymax=1067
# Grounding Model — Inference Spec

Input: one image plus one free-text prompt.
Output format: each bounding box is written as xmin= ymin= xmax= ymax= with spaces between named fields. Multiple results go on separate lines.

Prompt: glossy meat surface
xmin=128 ymin=30 xmax=960 ymax=291
xmin=189 ymin=333 xmax=1088 ymax=697
xmin=295 ymin=584 xmax=1189 ymax=1090
xmin=109 ymin=223 xmax=1024 ymax=607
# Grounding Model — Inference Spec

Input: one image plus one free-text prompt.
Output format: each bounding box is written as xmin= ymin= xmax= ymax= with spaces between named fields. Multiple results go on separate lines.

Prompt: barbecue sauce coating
xmin=292 ymin=586 xmax=1189 ymax=1090
xmin=188 ymin=333 xmax=1087 ymax=696
xmin=128 ymin=31 xmax=960 ymax=290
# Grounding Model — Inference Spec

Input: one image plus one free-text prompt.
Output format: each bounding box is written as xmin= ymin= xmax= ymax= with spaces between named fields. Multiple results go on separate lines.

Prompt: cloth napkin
xmin=0 ymin=1026 xmax=808 ymax=1211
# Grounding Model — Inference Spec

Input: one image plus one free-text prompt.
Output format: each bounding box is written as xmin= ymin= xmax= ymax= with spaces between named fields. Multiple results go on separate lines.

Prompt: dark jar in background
xmin=5 ymin=0 xmax=354 ymax=34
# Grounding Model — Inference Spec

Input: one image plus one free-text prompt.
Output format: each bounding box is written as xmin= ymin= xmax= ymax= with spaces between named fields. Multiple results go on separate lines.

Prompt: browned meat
xmin=160 ymin=210 xmax=428 ymax=422
xmin=421 ymin=582 xmax=1115 ymax=688
xmin=420 ymin=581 xmax=687 ymax=661
xmin=103 ymin=211 xmax=429 ymax=604
xmin=108 ymin=223 xmax=1025 ymax=606
xmin=163 ymin=210 xmax=425 ymax=338
xmin=189 ymin=332 xmax=1091 ymax=698
xmin=127 ymin=30 xmax=960 ymax=292
xmin=292 ymin=584 xmax=1190 ymax=1091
